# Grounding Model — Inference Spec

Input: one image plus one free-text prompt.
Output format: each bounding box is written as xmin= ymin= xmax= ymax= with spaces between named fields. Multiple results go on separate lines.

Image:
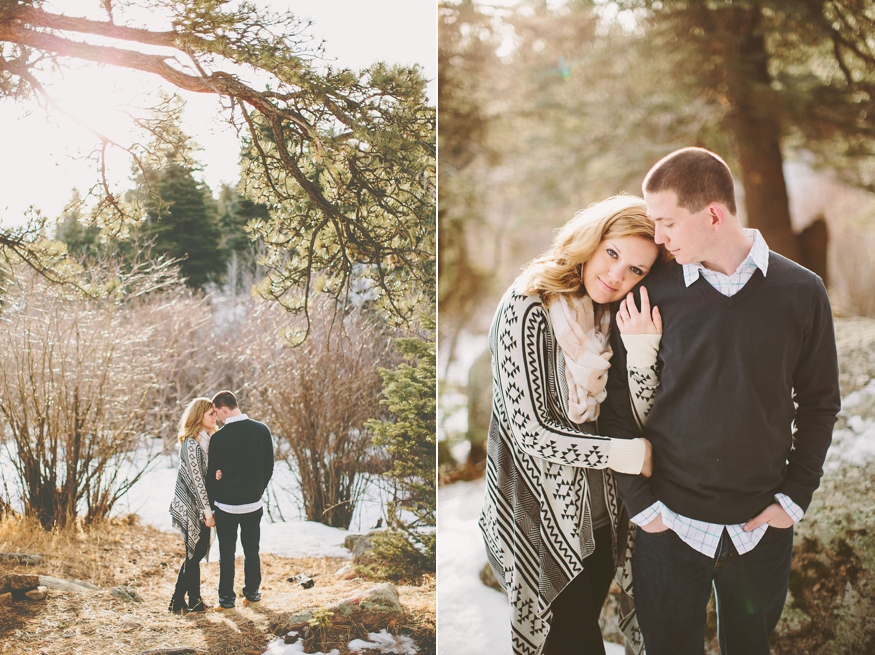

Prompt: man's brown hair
xmin=643 ymin=147 xmax=737 ymax=215
xmin=211 ymin=390 xmax=238 ymax=410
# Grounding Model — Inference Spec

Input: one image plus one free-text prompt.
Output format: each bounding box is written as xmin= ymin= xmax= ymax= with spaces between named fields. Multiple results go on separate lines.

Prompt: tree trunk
xmin=709 ymin=5 xmax=801 ymax=262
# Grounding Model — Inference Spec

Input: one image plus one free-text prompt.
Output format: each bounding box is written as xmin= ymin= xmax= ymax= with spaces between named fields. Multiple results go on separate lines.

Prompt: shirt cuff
xmin=202 ymin=507 xmax=213 ymax=520
xmin=608 ymin=437 xmax=646 ymax=475
xmin=775 ymin=493 xmax=803 ymax=523
xmin=630 ymin=501 xmax=663 ymax=527
xmin=620 ymin=333 xmax=661 ymax=368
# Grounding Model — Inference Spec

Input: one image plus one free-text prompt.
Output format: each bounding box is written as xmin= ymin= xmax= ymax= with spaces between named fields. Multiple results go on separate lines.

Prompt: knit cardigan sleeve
xmin=182 ymin=438 xmax=211 ymax=519
xmin=490 ymin=288 xmax=649 ymax=474
xmin=622 ymin=333 xmax=662 ymax=432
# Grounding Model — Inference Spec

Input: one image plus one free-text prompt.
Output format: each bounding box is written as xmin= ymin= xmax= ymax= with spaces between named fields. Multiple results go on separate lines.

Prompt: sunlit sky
xmin=0 ymin=0 xmax=436 ymax=227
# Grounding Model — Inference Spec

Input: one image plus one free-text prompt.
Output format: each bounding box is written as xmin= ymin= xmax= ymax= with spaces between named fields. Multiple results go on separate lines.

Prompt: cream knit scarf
xmin=547 ymin=293 xmax=613 ymax=423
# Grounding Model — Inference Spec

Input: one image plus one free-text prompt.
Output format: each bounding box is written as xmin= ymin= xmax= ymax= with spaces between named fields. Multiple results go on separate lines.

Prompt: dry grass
xmin=0 ymin=516 xmax=435 ymax=655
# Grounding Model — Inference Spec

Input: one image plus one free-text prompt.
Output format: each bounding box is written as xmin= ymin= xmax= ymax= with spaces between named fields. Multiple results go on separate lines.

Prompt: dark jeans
xmin=633 ymin=525 xmax=794 ymax=655
xmin=543 ymin=525 xmax=614 ymax=655
xmin=173 ymin=524 xmax=211 ymax=605
xmin=215 ymin=506 xmax=263 ymax=602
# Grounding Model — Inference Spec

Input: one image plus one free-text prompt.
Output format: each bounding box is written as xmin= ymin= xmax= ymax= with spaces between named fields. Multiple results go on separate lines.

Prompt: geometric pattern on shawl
xmin=169 ymin=437 xmax=211 ymax=560
xmin=479 ymin=287 xmax=657 ymax=655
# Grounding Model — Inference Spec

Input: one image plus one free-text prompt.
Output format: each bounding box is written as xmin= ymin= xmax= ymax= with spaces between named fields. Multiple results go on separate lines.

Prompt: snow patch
xmin=348 ymin=630 xmax=418 ymax=653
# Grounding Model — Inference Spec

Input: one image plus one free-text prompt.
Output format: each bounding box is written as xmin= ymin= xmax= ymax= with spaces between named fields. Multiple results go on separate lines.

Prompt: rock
xmin=72 ymin=579 xmax=99 ymax=590
xmin=38 ymin=576 xmax=95 ymax=593
xmin=24 ymin=586 xmax=48 ymax=601
xmin=111 ymin=586 xmax=143 ymax=603
xmin=342 ymin=531 xmax=380 ymax=565
xmin=479 ymin=562 xmax=503 ymax=592
xmin=0 ymin=573 xmax=40 ymax=594
xmin=358 ymin=583 xmax=403 ymax=617
xmin=0 ymin=552 xmax=44 ymax=566
xmin=287 ymin=573 xmax=315 ymax=589
xmin=0 ymin=592 xmax=12 ymax=606
xmin=334 ymin=564 xmax=358 ymax=580
xmin=284 ymin=612 xmax=315 ymax=629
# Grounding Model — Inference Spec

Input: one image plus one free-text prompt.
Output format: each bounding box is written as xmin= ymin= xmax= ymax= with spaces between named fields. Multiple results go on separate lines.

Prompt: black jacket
xmin=207 ymin=417 xmax=275 ymax=506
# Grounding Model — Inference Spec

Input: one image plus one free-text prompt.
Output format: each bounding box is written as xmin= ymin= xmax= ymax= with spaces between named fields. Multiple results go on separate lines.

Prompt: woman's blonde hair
xmin=517 ymin=195 xmax=668 ymax=307
xmin=177 ymin=397 xmax=213 ymax=445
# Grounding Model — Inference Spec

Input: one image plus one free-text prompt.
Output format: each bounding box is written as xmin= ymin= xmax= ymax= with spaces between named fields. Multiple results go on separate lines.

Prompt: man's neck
xmin=226 ymin=409 xmax=243 ymax=418
xmin=700 ymin=227 xmax=754 ymax=276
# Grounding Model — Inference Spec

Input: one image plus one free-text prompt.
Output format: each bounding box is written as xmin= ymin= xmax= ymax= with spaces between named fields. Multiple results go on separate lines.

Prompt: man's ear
xmin=708 ymin=203 xmax=725 ymax=229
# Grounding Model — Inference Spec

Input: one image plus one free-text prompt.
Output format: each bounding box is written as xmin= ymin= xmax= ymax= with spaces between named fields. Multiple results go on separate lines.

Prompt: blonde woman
xmin=169 ymin=397 xmax=217 ymax=613
xmin=478 ymin=195 xmax=670 ymax=654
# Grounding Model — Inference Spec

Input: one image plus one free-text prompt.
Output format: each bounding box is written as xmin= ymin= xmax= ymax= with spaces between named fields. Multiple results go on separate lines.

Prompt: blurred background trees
xmin=439 ymin=0 xmax=875 ymax=468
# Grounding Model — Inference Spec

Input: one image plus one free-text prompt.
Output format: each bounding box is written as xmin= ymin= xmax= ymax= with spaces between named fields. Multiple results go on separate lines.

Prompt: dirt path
xmin=0 ymin=517 xmax=435 ymax=655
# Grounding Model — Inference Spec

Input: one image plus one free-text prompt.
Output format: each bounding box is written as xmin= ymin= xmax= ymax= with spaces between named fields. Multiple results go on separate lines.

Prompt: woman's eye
xmin=631 ymin=267 xmax=643 ymax=276
xmin=606 ymin=248 xmax=618 ymax=258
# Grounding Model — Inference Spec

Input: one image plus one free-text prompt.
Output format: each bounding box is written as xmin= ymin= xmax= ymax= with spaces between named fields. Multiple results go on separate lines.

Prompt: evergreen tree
xmin=0 ymin=2 xmax=435 ymax=326
xmin=140 ymin=163 xmax=226 ymax=290
xmin=615 ymin=0 xmax=875 ymax=260
xmin=55 ymin=190 xmax=101 ymax=262
xmin=366 ymin=308 xmax=436 ymax=580
xmin=216 ymin=183 xmax=269 ymax=294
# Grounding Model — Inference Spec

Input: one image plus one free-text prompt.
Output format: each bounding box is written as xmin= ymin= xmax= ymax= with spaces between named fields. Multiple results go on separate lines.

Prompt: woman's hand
xmin=215 ymin=469 xmax=222 ymax=481
xmin=640 ymin=438 xmax=653 ymax=478
xmin=617 ymin=287 xmax=662 ymax=335
xmin=204 ymin=516 xmax=216 ymax=528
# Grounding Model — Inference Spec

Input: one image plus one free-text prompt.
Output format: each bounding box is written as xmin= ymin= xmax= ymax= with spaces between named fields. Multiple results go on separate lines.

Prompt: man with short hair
xmin=207 ymin=390 xmax=274 ymax=609
xmin=600 ymin=147 xmax=841 ymax=654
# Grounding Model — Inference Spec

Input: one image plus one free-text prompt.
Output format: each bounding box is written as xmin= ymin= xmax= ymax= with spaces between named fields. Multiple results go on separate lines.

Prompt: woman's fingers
xmin=618 ymin=289 xmax=662 ymax=335
xmin=639 ymin=287 xmax=651 ymax=317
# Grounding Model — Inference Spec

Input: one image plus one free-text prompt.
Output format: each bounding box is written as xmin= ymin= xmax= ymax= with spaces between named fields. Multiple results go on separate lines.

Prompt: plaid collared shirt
xmin=682 ymin=228 xmax=770 ymax=293
xmin=632 ymin=229 xmax=804 ymax=557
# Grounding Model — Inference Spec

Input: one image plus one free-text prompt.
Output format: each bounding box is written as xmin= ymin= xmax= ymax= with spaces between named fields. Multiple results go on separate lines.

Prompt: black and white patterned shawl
xmin=170 ymin=435 xmax=212 ymax=560
xmin=479 ymin=286 xmax=658 ymax=655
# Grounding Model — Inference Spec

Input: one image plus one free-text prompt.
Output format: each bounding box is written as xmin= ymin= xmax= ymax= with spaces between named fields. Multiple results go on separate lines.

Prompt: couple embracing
xmin=168 ymin=390 xmax=275 ymax=613
xmin=480 ymin=148 xmax=841 ymax=654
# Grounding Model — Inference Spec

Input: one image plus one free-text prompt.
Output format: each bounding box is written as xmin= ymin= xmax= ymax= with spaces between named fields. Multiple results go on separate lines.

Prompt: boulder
xmin=111 ymin=586 xmax=144 ymax=603
xmin=358 ymin=583 xmax=402 ymax=617
xmin=342 ymin=531 xmax=380 ymax=565
xmin=24 ymin=586 xmax=48 ymax=601
xmin=0 ymin=573 xmax=40 ymax=594
xmin=39 ymin=576 xmax=96 ymax=593
xmin=479 ymin=563 xmax=503 ymax=593
xmin=334 ymin=564 xmax=358 ymax=580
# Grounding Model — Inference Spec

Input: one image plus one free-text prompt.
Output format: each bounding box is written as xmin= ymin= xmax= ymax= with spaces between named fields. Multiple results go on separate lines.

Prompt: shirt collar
xmin=223 ymin=413 xmax=249 ymax=425
xmin=682 ymin=228 xmax=769 ymax=287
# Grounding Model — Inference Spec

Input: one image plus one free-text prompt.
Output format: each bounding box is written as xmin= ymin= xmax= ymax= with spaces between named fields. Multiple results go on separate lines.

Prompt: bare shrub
xmin=0 ymin=262 xmax=210 ymax=528
xmin=241 ymin=300 xmax=397 ymax=528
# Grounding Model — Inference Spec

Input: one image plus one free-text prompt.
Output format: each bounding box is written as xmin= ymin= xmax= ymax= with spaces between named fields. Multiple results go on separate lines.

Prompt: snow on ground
xmin=824 ymin=378 xmax=875 ymax=471
xmin=261 ymin=630 xmax=417 ymax=655
xmin=437 ymin=477 xmax=624 ymax=655
xmin=111 ymin=447 xmax=386 ymax=560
